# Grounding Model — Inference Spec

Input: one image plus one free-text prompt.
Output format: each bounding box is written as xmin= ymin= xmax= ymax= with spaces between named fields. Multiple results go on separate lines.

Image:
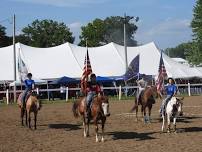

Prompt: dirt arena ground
xmin=0 ymin=96 xmax=202 ymax=152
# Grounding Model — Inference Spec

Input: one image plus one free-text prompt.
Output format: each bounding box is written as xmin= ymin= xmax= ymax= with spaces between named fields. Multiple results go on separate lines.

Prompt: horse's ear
xmin=176 ymin=97 xmax=184 ymax=101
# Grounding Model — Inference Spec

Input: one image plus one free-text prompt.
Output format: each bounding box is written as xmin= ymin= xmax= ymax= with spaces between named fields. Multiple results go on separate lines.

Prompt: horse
xmin=72 ymin=95 xmax=110 ymax=142
xmin=161 ymin=97 xmax=183 ymax=133
xmin=131 ymin=85 xmax=159 ymax=123
xmin=17 ymin=91 xmax=41 ymax=130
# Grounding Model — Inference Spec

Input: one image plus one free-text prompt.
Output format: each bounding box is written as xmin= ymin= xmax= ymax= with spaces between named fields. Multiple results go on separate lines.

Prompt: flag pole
xmin=84 ymin=38 xmax=88 ymax=96
xmin=13 ymin=14 xmax=17 ymax=103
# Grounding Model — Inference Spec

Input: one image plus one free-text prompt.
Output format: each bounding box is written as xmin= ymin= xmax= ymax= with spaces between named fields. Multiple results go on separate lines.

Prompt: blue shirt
xmin=166 ymin=84 xmax=177 ymax=96
xmin=24 ymin=79 xmax=35 ymax=89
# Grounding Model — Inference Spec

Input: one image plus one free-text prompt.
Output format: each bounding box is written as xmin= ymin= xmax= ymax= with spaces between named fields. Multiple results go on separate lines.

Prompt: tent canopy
xmin=50 ymin=76 xmax=79 ymax=85
xmin=0 ymin=42 xmax=202 ymax=81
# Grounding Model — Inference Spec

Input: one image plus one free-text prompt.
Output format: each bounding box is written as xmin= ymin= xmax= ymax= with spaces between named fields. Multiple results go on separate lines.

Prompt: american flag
xmin=156 ymin=50 xmax=167 ymax=92
xmin=81 ymin=49 xmax=92 ymax=94
xmin=18 ymin=51 xmax=28 ymax=82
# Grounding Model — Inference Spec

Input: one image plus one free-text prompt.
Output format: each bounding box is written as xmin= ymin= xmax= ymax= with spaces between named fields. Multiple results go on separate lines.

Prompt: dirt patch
xmin=0 ymin=96 xmax=202 ymax=152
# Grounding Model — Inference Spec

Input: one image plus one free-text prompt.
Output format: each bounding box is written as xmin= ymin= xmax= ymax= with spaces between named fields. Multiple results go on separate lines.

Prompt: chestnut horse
xmin=17 ymin=91 xmax=41 ymax=129
xmin=72 ymin=95 xmax=110 ymax=142
xmin=131 ymin=86 xmax=159 ymax=123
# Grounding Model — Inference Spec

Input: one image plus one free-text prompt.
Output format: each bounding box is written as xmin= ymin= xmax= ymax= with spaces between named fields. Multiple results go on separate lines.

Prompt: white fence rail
xmin=0 ymin=83 xmax=202 ymax=104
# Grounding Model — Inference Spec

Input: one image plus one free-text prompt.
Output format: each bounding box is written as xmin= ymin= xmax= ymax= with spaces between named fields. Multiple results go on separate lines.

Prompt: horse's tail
xmin=72 ymin=101 xmax=79 ymax=118
xmin=130 ymin=97 xmax=138 ymax=112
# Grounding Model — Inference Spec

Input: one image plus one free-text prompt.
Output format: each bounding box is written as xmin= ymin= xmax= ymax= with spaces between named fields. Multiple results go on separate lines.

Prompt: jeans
xmin=86 ymin=91 xmax=96 ymax=108
xmin=160 ymin=95 xmax=172 ymax=114
xmin=21 ymin=88 xmax=31 ymax=104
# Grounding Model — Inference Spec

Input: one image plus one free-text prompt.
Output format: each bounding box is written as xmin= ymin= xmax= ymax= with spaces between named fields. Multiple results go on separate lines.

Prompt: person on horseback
xmin=160 ymin=77 xmax=177 ymax=115
xmin=136 ymin=74 xmax=147 ymax=104
xmin=21 ymin=73 xmax=35 ymax=108
xmin=86 ymin=73 xmax=101 ymax=117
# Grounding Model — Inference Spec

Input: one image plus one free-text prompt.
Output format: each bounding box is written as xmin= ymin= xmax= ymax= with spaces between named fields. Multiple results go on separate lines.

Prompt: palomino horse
xmin=72 ymin=95 xmax=110 ymax=142
xmin=161 ymin=97 xmax=183 ymax=133
xmin=17 ymin=91 xmax=41 ymax=129
xmin=131 ymin=86 xmax=159 ymax=123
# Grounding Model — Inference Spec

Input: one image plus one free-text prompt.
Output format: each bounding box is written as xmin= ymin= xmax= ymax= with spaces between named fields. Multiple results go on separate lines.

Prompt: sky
xmin=0 ymin=0 xmax=196 ymax=49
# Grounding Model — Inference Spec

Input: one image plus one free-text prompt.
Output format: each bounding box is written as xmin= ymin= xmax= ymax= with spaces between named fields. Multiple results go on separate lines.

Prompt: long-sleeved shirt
xmin=165 ymin=84 xmax=177 ymax=96
xmin=24 ymin=79 xmax=35 ymax=89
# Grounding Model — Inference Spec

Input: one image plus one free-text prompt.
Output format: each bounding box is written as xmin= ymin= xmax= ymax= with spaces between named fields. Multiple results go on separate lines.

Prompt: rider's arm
xmin=31 ymin=80 xmax=35 ymax=90
xmin=24 ymin=80 xmax=29 ymax=88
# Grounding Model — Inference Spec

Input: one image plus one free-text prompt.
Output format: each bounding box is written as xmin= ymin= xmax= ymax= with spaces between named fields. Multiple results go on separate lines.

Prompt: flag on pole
xmin=124 ymin=54 xmax=140 ymax=81
xmin=17 ymin=51 xmax=28 ymax=82
xmin=81 ymin=49 xmax=92 ymax=94
xmin=156 ymin=50 xmax=167 ymax=92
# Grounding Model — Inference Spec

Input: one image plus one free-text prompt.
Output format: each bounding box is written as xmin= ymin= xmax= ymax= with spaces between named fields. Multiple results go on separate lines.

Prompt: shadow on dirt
xmin=178 ymin=127 xmax=202 ymax=133
xmin=48 ymin=123 xmax=81 ymax=131
xmin=107 ymin=131 xmax=157 ymax=141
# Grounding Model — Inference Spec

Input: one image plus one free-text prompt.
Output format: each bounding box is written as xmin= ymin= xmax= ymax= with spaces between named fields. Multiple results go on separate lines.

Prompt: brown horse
xmin=72 ymin=95 xmax=110 ymax=142
xmin=17 ymin=91 xmax=41 ymax=129
xmin=131 ymin=86 xmax=159 ymax=123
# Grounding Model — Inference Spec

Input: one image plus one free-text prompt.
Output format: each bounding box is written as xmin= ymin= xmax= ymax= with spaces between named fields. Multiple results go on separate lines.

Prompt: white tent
xmin=0 ymin=42 xmax=202 ymax=81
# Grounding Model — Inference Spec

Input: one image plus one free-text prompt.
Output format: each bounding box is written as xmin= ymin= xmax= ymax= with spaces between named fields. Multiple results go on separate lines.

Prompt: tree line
xmin=0 ymin=15 xmax=137 ymax=48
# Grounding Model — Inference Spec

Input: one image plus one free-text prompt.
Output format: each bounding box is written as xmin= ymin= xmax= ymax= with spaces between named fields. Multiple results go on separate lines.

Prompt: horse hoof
xmin=101 ymin=138 xmax=104 ymax=142
xmin=96 ymin=139 xmax=99 ymax=142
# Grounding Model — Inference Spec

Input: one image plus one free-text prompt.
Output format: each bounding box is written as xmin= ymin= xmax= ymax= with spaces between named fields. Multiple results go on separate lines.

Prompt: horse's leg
xmin=143 ymin=106 xmax=147 ymax=123
xmin=136 ymin=106 xmax=138 ymax=122
xmin=25 ymin=109 xmax=28 ymax=126
xmin=167 ymin=114 xmax=171 ymax=133
xmin=87 ymin=118 xmax=90 ymax=137
xmin=148 ymin=105 xmax=152 ymax=123
xmin=83 ymin=116 xmax=87 ymax=137
xmin=95 ymin=122 xmax=99 ymax=142
xmin=173 ymin=116 xmax=177 ymax=133
xmin=28 ymin=111 xmax=31 ymax=129
xmin=21 ymin=108 xmax=24 ymax=126
xmin=34 ymin=111 xmax=37 ymax=130
xmin=161 ymin=115 xmax=165 ymax=132
xmin=141 ymin=105 xmax=144 ymax=122
xmin=101 ymin=117 xmax=106 ymax=142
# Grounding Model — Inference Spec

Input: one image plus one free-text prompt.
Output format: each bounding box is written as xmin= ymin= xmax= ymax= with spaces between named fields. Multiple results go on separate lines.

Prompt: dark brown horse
xmin=72 ymin=95 xmax=110 ymax=142
xmin=131 ymin=86 xmax=159 ymax=123
xmin=17 ymin=91 xmax=41 ymax=129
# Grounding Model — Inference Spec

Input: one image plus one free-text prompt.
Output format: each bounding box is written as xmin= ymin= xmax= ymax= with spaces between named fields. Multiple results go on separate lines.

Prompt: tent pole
xmin=47 ymin=81 xmax=49 ymax=100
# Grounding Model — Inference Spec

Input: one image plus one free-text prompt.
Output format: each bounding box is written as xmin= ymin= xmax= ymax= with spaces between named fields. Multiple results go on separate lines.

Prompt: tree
xmin=165 ymin=42 xmax=191 ymax=59
xmin=104 ymin=16 xmax=138 ymax=46
xmin=190 ymin=0 xmax=202 ymax=66
xmin=0 ymin=24 xmax=11 ymax=47
xmin=21 ymin=19 xmax=75 ymax=47
xmin=79 ymin=16 xmax=138 ymax=47
xmin=79 ymin=19 xmax=105 ymax=47
xmin=185 ymin=42 xmax=202 ymax=66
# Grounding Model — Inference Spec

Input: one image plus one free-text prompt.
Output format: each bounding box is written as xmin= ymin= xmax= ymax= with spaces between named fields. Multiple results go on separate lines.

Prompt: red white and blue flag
xmin=81 ymin=49 xmax=92 ymax=93
xmin=156 ymin=51 xmax=167 ymax=92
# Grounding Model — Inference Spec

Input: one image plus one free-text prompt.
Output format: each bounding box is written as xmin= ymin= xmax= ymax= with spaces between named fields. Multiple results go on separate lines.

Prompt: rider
xmin=136 ymin=74 xmax=148 ymax=104
xmin=86 ymin=73 xmax=101 ymax=117
xmin=21 ymin=73 xmax=35 ymax=108
xmin=159 ymin=77 xmax=177 ymax=115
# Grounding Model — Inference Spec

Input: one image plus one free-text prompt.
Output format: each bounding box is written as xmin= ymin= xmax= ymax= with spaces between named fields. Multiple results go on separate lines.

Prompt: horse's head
xmin=30 ymin=91 xmax=42 ymax=110
xmin=171 ymin=97 xmax=184 ymax=116
xmin=99 ymin=95 xmax=110 ymax=117
xmin=149 ymin=86 xmax=159 ymax=98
